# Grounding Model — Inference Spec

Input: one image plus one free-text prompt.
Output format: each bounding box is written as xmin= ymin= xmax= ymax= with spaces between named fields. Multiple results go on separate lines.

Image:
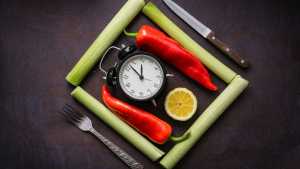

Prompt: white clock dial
xmin=118 ymin=54 xmax=165 ymax=100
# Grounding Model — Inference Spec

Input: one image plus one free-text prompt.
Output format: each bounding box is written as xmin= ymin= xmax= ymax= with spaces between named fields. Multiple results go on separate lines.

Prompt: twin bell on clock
xmin=99 ymin=44 xmax=173 ymax=106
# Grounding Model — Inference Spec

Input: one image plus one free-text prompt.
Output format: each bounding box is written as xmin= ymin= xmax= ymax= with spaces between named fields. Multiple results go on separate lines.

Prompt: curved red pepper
xmin=134 ymin=25 xmax=217 ymax=91
xmin=101 ymin=85 xmax=172 ymax=144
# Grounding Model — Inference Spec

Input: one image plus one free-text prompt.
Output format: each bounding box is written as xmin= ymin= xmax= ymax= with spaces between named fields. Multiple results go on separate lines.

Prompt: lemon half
xmin=164 ymin=88 xmax=197 ymax=121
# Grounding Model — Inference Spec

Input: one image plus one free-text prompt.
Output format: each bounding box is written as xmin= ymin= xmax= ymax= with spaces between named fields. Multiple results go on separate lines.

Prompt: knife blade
xmin=162 ymin=0 xmax=249 ymax=68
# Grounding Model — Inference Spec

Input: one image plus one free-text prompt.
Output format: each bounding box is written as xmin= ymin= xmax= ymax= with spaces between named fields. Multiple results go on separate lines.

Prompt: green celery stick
xmin=71 ymin=87 xmax=165 ymax=161
xmin=160 ymin=75 xmax=249 ymax=169
xmin=66 ymin=0 xmax=145 ymax=86
xmin=142 ymin=2 xmax=236 ymax=83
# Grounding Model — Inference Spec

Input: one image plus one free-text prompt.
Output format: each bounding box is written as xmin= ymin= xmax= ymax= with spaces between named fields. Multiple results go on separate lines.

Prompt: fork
xmin=61 ymin=104 xmax=144 ymax=169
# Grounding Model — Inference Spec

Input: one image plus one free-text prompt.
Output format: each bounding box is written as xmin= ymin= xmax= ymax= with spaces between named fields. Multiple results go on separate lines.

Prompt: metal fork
xmin=61 ymin=104 xmax=144 ymax=169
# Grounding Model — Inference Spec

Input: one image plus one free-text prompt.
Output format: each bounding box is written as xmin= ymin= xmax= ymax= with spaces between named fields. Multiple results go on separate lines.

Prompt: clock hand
xmin=129 ymin=65 xmax=143 ymax=80
xmin=144 ymin=78 xmax=152 ymax=81
xmin=140 ymin=64 xmax=144 ymax=79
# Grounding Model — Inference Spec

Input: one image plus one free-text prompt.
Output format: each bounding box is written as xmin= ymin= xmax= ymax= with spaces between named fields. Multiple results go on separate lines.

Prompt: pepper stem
xmin=123 ymin=29 xmax=137 ymax=37
xmin=169 ymin=131 xmax=191 ymax=143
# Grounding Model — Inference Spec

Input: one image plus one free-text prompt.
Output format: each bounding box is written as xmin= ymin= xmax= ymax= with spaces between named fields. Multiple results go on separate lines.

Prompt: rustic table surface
xmin=1 ymin=0 xmax=299 ymax=168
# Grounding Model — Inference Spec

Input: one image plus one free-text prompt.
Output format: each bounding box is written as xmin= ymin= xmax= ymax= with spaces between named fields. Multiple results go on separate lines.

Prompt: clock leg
xmin=151 ymin=99 xmax=158 ymax=107
xmin=166 ymin=73 xmax=175 ymax=77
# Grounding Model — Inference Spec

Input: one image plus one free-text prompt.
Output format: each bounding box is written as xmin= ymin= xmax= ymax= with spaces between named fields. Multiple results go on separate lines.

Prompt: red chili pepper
xmin=125 ymin=25 xmax=218 ymax=91
xmin=101 ymin=85 xmax=172 ymax=144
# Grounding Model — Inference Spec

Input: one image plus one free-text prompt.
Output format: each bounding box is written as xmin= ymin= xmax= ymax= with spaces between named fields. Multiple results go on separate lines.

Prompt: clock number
xmin=139 ymin=92 xmax=144 ymax=96
xmin=147 ymin=88 xmax=152 ymax=93
xmin=156 ymin=75 xmax=162 ymax=79
xmin=130 ymin=89 xmax=135 ymax=94
xmin=154 ymin=83 xmax=159 ymax=88
xmin=125 ymin=66 xmax=131 ymax=71
xmin=123 ymin=74 xmax=129 ymax=79
xmin=125 ymin=82 xmax=131 ymax=88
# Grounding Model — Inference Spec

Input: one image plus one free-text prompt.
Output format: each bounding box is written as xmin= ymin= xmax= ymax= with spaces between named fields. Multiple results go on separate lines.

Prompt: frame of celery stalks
xmin=66 ymin=0 xmax=249 ymax=168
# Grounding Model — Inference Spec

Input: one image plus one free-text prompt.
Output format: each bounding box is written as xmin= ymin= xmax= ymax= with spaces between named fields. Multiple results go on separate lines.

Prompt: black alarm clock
xmin=99 ymin=45 xmax=171 ymax=105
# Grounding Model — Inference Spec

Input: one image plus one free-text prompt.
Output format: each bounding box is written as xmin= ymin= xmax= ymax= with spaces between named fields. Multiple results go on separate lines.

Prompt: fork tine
xmin=62 ymin=105 xmax=82 ymax=124
xmin=65 ymin=104 xmax=84 ymax=119
xmin=60 ymin=109 xmax=78 ymax=125
xmin=63 ymin=108 xmax=80 ymax=123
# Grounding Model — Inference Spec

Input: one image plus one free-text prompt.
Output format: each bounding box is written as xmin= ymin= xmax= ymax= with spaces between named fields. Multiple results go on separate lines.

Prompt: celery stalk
xmin=142 ymin=2 xmax=236 ymax=83
xmin=160 ymin=76 xmax=249 ymax=169
xmin=66 ymin=0 xmax=145 ymax=86
xmin=71 ymin=87 xmax=165 ymax=161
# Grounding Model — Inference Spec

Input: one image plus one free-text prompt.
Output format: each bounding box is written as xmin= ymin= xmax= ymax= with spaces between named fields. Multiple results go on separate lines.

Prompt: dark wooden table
xmin=1 ymin=0 xmax=299 ymax=168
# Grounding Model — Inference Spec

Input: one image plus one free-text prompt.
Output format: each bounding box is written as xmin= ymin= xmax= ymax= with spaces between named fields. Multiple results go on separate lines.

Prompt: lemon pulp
xmin=164 ymin=88 xmax=197 ymax=121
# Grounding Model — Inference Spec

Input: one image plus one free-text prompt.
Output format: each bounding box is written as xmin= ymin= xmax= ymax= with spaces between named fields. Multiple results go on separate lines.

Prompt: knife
xmin=162 ymin=0 xmax=249 ymax=68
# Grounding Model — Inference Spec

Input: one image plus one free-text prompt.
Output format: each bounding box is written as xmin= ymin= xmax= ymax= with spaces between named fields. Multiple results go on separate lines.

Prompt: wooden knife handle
xmin=207 ymin=31 xmax=249 ymax=68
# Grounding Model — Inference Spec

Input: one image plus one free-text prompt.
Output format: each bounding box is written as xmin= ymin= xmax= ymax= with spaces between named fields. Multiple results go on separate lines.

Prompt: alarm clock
xmin=99 ymin=45 xmax=170 ymax=105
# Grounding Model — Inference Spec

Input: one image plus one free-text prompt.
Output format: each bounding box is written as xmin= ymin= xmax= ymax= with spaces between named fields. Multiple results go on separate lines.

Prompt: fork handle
xmin=89 ymin=128 xmax=144 ymax=169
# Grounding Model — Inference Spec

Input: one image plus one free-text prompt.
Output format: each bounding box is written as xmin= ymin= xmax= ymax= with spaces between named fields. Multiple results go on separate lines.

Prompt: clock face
xmin=118 ymin=54 xmax=165 ymax=100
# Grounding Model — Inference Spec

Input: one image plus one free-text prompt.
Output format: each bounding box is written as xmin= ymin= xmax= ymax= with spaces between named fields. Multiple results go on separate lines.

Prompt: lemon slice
xmin=164 ymin=88 xmax=197 ymax=121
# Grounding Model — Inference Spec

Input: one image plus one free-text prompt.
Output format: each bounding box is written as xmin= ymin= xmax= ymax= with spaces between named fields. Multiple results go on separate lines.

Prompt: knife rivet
xmin=212 ymin=36 xmax=216 ymax=40
xmin=241 ymin=60 xmax=245 ymax=64
xmin=226 ymin=48 xmax=230 ymax=52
